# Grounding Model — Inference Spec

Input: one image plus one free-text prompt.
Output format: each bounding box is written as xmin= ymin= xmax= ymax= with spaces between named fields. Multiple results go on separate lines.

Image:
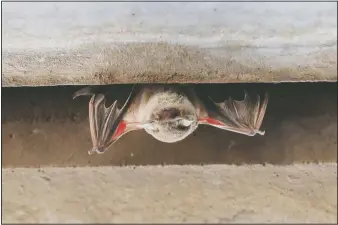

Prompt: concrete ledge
xmin=2 ymin=2 xmax=337 ymax=86
xmin=2 ymin=164 xmax=337 ymax=223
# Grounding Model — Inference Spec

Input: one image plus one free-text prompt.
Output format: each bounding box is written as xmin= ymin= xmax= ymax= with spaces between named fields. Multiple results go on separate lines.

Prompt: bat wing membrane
xmin=199 ymin=91 xmax=269 ymax=136
xmin=74 ymin=85 xmax=137 ymax=154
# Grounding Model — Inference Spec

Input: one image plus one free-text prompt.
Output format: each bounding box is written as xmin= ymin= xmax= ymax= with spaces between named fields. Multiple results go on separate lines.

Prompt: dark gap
xmin=1 ymin=82 xmax=337 ymax=167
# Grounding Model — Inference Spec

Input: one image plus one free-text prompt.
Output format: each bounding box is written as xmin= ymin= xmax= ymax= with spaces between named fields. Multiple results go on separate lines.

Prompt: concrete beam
xmin=2 ymin=164 xmax=337 ymax=223
xmin=2 ymin=2 xmax=337 ymax=86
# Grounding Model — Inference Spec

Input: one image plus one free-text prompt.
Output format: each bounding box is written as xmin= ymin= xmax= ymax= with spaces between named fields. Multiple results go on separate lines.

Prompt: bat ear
xmin=198 ymin=117 xmax=225 ymax=126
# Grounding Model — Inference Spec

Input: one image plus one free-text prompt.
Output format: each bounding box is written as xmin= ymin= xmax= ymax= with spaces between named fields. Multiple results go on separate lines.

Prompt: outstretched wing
xmin=74 ymin=85 xmax=139 ymax=154
xmin=198 ymin=91 xmax=269 ymax=136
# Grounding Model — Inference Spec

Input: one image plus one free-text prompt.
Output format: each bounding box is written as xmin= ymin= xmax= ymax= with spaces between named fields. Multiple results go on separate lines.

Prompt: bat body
xmin=73 ymin=84 xmax=269 ymax=155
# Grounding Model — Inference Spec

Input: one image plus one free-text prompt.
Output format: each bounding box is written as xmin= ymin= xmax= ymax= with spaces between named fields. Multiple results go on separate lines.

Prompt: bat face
xmin=73 ymin=84 xmax=269 ymax=154
xmin=138 ymin=87 xmax=199 ymax=143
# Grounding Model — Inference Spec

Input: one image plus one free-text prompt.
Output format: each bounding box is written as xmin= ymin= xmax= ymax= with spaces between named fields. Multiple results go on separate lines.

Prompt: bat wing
xmin=198 ymin=91 xmax=269 ymax=136
xmin=74 ymin=85 xmax=140 ymax=154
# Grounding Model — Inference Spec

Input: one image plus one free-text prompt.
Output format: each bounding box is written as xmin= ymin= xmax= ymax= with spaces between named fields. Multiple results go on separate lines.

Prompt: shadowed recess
xmin=2 ymin=82 xmax=337 ymax=167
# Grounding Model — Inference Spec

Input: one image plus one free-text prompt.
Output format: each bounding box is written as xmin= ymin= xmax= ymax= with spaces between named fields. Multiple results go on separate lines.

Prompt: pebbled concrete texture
xmin=2 ymin=164 xmax=337 ymax=223
xmin=2 ymin=83 xmax=337 ymax=223
xmin=2 ymin=2 xmax=337 ymax=86
xmin=1 ymin=2 xmax=337 ymax=223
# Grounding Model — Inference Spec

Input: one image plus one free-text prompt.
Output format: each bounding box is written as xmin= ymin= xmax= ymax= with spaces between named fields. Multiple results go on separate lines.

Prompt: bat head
xmin=140 ymin=90 xmax=198 ymax=143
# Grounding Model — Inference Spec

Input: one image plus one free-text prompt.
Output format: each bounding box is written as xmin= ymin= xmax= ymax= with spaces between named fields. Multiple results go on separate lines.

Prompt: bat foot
xmin=73 ymin=86 xmax=95 ymax=99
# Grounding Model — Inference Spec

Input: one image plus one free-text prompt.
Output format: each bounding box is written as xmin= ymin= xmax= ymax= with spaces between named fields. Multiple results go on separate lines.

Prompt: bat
xmin=73 ymin=84 xmax=269 ymax=155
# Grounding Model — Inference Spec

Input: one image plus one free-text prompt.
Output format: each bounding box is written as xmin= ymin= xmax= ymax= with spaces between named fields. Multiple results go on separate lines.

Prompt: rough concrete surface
xmin=2 ymin=164 xmax=337 ymax=223
xmin=1 ymin=2 xmax=337 ymax=222
xmin=2 ymin=2 xmax=337 ymax=86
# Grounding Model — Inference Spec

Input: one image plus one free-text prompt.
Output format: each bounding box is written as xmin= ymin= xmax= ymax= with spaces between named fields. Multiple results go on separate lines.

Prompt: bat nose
xmin=157 ymin=108 xmax=180 ymax=120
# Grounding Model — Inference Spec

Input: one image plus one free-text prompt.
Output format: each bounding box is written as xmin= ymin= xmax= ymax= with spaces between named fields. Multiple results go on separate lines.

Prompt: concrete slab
xmin=2 ymin=2 xmax=337 ymax=86
xmin=2 ymin=164 xmax=337 ymax=223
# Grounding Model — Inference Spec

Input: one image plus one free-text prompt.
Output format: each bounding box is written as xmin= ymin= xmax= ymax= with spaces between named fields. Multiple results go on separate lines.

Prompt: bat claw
xmin=257 ymin=130 xmax=265 ymax=135
xmin=88 ymin=147 xmax=107 ymax=155
xmin=88 ymin=149 xmax=96 ymax=155
xmin=73 ymin=86 xmax=95 ymax=99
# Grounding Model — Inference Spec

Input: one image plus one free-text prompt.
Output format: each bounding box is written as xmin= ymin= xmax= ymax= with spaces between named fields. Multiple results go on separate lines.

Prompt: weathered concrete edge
xmin=3 ymin=2 xmax=337 ymax=86
xmin=2 ymin=42 xmax=337 ymax=87
xmin=2 ymin=164 xmax=337 ymax=223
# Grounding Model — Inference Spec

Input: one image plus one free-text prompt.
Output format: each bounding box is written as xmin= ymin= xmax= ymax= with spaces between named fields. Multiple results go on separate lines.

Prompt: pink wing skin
xmin=198 ymin=92 xmax=269 ymax=136
xmin=74 ymin=85 xmax=142 ymax=154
